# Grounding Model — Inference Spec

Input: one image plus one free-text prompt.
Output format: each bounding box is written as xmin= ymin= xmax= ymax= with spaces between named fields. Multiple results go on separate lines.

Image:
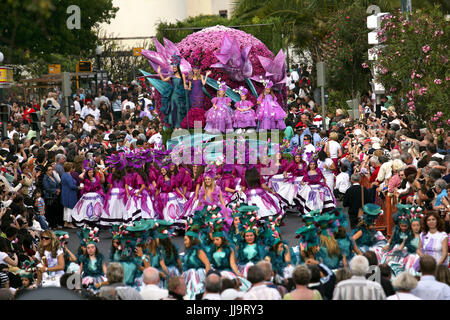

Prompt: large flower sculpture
xmin=210 ymin=33 xmax=253 ymax=82
xmin=251 ymin=49 xmax=287 ymax=91
xmin=141 ymin=38 xmax=192 ymax=77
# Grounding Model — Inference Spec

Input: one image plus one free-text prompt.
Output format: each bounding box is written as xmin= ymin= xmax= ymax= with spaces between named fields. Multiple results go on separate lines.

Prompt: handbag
xmin=358 ymin=185 xmax=365 ymax=218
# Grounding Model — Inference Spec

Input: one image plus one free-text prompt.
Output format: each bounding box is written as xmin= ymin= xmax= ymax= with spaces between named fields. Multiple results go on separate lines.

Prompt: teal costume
xmin=182 ymin=245 xmax=207 ymax=270
xmin=267 ymin=243 xmax=293 ymax=276
xmin=315 ymin=245 xmax=340 ymax=270
xmin=336 ymin=234 xmax=354 ymax=266
xmin=210 ymin=245 xmax=234 ymax=271
xmin=161 ymin=77 xmax=188 ymax=128
xmin=237 ymin=242 xmax=266 ymax=265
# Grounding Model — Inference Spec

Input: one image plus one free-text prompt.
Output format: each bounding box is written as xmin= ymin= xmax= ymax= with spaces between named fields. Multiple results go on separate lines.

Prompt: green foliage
xmin=0 ymin=0 xmax=118 ymax=65
xmin=155 ymin=14 xmax=283 ymax=53
xmin=373 ymin=8 xmax=450 ymax=123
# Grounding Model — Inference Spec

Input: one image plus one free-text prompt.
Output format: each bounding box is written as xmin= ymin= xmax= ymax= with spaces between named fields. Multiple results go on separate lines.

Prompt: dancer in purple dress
xmin=233 ymin=86 xmax=256 ymax=133
xmin=204 ymin=81 xmax=233 ymax=134
xmin=183 ymin=167 xmax=232 ymax=226
xmin=72 ymin=160 xmax=107 ymax=227
xmin=102 ymin=167 xmax=130 ymax=226
xmin=181 ymin=164 xmax=204 ymax=201
xmin=240 ymin=166 xmax=282 ymax=219
xmin=256 ymin=80 xmax=287 ymax=131
xmin=297 ymin=160 xmax=337 ymax=216
xmin=217 ymin=164 xmax=239 ymax=206
xmin=182 ymin=66 xmax=212 ymax=129
xmin=155 ymin=166 xmax=186 ymax=225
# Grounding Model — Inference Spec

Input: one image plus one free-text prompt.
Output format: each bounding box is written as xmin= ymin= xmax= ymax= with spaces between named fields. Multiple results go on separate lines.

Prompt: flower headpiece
xmin=170 ymin=54 xmax=182 ymax=66
xmin=83 ymin=159 xmax=96 ymax=172
xmin=112 ymin=224 xmax=129 ymax=240
xmin=409 ymin=206 xmax=424 ymax=223
xmin=233 ymin=86 xmax=248 ymax=96
xmin=295 ymin=224 xmax=319 ymax=251
xmin=54 ymin=231 xmax=69 ymax=243
xmin=260 ymin=76 xmax=273 ymax=89
xmin=81 ymin=226 xmax=100 ymax=245
xmin=217 ymin=79 xmax=229 ymax=92
xmin=20 ymin=260 xmax=37 ymax=279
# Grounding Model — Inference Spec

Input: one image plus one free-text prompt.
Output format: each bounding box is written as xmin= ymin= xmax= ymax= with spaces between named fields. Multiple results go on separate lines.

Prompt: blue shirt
xmin=411 ymin=275 xmax=450 ymax=300
xmin=435 ymin=189 xmax=448 ymax=207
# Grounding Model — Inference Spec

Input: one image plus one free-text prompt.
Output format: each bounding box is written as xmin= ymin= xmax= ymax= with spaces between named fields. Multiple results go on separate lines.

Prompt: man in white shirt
xmin=140 ymin=267 xmax=168 ymax=300
xmin=411 ymin=255 xmax=450 ymax=300
xmin=122 ymin=99 xmax=135 ymax=112
xmin=335 ymin=164 xmax=351 ymax=198
xmin=243 ymin=265 xmax=282 ymax=300
xmin=7 ymin=123 xmax=18 ymax=140
xmin=80 ymin=102 xmax=93 ymax=120
xmin=73 ymin=95 xmax=81 ymax=114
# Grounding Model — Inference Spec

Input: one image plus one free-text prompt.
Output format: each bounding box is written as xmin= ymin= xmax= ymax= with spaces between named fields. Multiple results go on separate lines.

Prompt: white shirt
xmin=411 ymin=275 xmax=450 ymax=300
xmin=243 ymin=284 xmax=282 ymax=300
xmin=202 ymin=293 xmax=222 ymax=300
xmin=73 ymin=100 xmax=81 ymax=113
xmin=91 ymin=108 xmax=101 ymax=121
xmin=140 ymin=284 xmax=168 ymax=300
xmin=318 ymin=158 xmax=334 ymax=176
xmin=122 ymin=100 xmax=135 ymax=111
xmin=34 ymin=249 xmax=65 ymax=278
xmin=148 ymin=133 xmax=162 ymax=150
xmin=302 ymin=143 xmax=316 ymax=162
xmin=327 ymin=140 xmax=341 ymax=158
xmin=335 ymin=172 xmax=351 ymax=193
xmin=80 ymin=106 xmax=91 ymax=120
xmin=0 ymin=251 xmax=9 ymax=265
xmin=387 ymin=292 xmax=421 ymax=300
xmin=143 ymin=98 xmax=152 ymax=109
xmin=7 ymin=129 xmax=18 ymax=140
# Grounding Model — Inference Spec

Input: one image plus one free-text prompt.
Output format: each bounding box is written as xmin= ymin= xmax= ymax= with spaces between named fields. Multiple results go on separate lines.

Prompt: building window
xmin=219 ymin=10 xmax=228 ymax=18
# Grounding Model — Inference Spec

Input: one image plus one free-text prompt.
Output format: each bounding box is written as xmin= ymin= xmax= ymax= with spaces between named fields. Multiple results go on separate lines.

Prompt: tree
xmin=0 ymin=0 xmax=118 ymax=65
xmin=373 ymin=7 xmax=449 ymax=123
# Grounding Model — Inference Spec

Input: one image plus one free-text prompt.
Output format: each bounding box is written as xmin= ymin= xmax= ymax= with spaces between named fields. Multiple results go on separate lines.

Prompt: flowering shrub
xmin=373 ymin=8 xmax=449 ymax=125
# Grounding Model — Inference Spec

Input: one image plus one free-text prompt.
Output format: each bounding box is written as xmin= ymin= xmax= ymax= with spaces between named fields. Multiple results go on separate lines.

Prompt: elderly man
xmin=54 ymin=153 xmax=66 ymax=178
xmin=164 ymin=276 xmax=187 ymax=300
xmin=98 ymin=263 xmax=142 ymax=300
xmin=202 ymin=272 xmax=222 ymax=300
xmin=332 ymin=255 xmax=386 ymax=300
xmin=140 ymin=267 xmax=168 ymax=300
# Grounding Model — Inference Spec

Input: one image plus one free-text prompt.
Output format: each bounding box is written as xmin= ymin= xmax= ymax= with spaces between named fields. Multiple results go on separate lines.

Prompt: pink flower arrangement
xmin=422 ymin=45 xmax=431 ymax=53
xmin=434 ymin=79 xmax=442 ymax=85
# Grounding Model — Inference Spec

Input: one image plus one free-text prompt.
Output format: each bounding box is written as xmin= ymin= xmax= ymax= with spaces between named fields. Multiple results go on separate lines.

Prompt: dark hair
xmin=221 ymin=278 xmax=239 ymax=292
xmin=245 ymin=167 xmax=261 ymax=188
xmin=422 ymin=211 xmax=446 ymax=233
xmin=363 ymin=250 xmax=378 ymax=266
xmin=159 ymin=238 xmax=178 ymax=262
xmin=378 ymin=263 xmax=392 ymax=278
xmin=5 ymin=227 xmax=18 ymax=239
xmin=340 ymin=164 xmax=348 ymax=173
xmin=419 ymin=255 xmax=437 ymax=275
xmin=318 ymin=150 xmax=328 ymax=162
xmin=307 ymin=264 xmax=321 ymax=283
xmin=246 ymin=265 xmax=265 ymax=284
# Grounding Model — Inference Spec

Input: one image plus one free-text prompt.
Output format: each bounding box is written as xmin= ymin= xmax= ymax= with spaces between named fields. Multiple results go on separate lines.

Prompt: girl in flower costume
xmin=256 ymin=79 xmax=286 ymax=130
xmin=351 ymin=204 xmax=387 ymax=262
xmin=18 ymin=260 xmax=38 ymax=292
xmin=233 ymin=86 xmax=256 ymax=133
xmin=126 ymin=220 xmax=154 ymax=290
xmin=263 ymin=215 xmax=295 ymax=281
xmin=235 ymin=205 xmax=267 ymax=278
xmin=110 ymin=225 xmax=140 ymax=287
xmin=156 ymin=220 xmax=183 ymax=285
xmin=227 ymin=202 xmax=244 ymax=248
xmin=294 ymin=223 xmax=320 ymax=265
xmin=54 ymin=230 xmax=79 ymax=273
xmin=182 ymin=211 xmax=211 ymax=300
xmin=382 ymin=206 xmax=423 ymax=277
xmin=331 ymin=208 xmax=356 ymax=268
xmin=314 ymin=213 xmax=341 ymax=270
xmin=78 ymin=227 xmax=107 ymax=294
xmin=72 ymin=160 xmax=107 ymax=227
xmin=204 ymin=80 xmax=233 ymax=134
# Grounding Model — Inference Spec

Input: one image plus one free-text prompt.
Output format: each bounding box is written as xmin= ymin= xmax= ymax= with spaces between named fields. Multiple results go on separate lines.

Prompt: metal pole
xmin=64 ymin=96 xmax=70 ymax=119
xmin=321 ymin=86 xmax=326 ymax=130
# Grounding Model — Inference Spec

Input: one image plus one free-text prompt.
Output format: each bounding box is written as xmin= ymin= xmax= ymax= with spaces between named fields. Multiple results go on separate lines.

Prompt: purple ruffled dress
xmin=256 ymin=94 xmax=287 ymax=130
xmin=155 ymin=175 xmax=187 ymax=224
xmin=72 ymin=176 xmax=106 ymax=226
xmin=233 ymin=100 xmax=256 ymax=128
xmin=205 ymin=97 xmax=233 ymax=133
xmin=102 ymin=176 xmax=130 ymax=226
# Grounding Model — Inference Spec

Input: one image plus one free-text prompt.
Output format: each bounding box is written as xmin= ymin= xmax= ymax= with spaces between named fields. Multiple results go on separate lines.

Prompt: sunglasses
xmin=41 ymin=236 xmax=51 ymax=240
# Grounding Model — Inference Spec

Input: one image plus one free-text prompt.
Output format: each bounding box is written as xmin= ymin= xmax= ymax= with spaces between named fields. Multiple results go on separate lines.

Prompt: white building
xmin=100 ymin=0 xmax=235 ymax=48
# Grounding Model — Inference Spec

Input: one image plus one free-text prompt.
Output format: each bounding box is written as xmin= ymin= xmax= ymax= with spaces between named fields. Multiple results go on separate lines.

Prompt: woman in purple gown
xmin=240 ymin=166 xmax=282 ymax=219
xmin=72 ymin=161 xmax=107 ymax=227
xmin=183 ymin=168 xmax=231 ymax=226
xmin=182 ymin=66 xmax=211 ymax=129
xmin=155 ymin=166 xmax=186 ymax=225
xmin=269 ymin=152 xmax=305 ymax=207
xmin=217 ymin=164 xmax=239 ymax=206
xmin=296 ymin=160 xmax=337 ymax=216
xmin=102 ymin=168 xmax=130 ymax=226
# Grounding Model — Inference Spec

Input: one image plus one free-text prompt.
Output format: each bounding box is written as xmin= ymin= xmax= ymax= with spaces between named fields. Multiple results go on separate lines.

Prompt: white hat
xmin=108 ymin=81 xmax=112 ymax=85
xmin=372 ymin=142 xmax=381 ymax=150
xmin=221 ymin=289 xmax=244 ymax=300
xmin=75 ymin=111 xmax=81 ymax=115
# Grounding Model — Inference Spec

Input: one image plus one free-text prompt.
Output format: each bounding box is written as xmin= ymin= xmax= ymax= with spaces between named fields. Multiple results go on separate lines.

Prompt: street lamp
xmin=95 ymin=45 xmax=103 ymax=95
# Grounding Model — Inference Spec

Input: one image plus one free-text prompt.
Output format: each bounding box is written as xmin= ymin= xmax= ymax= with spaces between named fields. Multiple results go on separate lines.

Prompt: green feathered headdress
xmin=154 ymin=220 xmax=174 ymax=239
xmin=80 ymin=227 xmax=100 ymax=245
xmin=295 ymin=224 xmax=319 ymax=251
xmin=54 ymin=231 xmax=69 ymax=243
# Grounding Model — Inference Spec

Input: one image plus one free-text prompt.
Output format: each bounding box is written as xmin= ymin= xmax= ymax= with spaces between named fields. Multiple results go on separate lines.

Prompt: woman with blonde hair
xmin=34 ymin=230 xmax=65 ymax=287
